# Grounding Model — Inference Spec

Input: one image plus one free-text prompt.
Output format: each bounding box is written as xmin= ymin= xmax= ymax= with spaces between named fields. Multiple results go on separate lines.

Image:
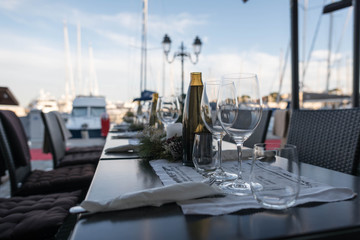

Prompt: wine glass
xmin=136 ymin=101 xmax=144 ymax=124
xmin=217 ymin=73 xmax=262 ymax=196
xmin=143 ymin=101 xmax=152 ymax=124
xmin=156 ymin=96 xmax=180 ymax=129
xmin=200 ymin=80 xmax=237 ymax=181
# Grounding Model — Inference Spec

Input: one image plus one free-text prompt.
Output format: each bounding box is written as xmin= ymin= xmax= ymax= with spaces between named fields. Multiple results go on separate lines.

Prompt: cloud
xmin=0 ymin=31 xmax=142 ymax=106
xmin=0 ymin=0 xmax=24 ymax=10
xmin=0 ymin=31 xmax=351 ymax=108
xmin=311 ymin=49 xmax=343 ymax=62
xmin=94 ymin=29 xmax=138 ymax=47
xmin=149 ymin=12 xmax=207 ymax=36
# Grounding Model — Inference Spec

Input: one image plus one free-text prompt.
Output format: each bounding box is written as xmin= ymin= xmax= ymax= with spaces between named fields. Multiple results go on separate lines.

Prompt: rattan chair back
xmin=287 ymin=109 xmax=360 ymax=175
xmin=41 ymin=111 xmax=66 ymax=167
xmin=0 ymin=112 xmax=31 ymax=196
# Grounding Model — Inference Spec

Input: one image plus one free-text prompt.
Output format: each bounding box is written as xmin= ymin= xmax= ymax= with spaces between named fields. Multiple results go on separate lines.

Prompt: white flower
xmin=166 ymin=123 xmax=182 ymax=139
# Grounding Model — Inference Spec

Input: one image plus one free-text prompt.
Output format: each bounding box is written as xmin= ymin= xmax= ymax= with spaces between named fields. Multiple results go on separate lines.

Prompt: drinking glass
xmin=156 ymin=96 xmax=180 ymax=128
xmin=136 ymin=102 xmax=145 ymax=124
xmin=217 ymin=73 xmax=262 ymax=196
xmin=143 ymin=101 xmax=152 ymax=124
xmin=250 ymin=143 xmax=300 ymax=209
xmin=192 ymin=133 xmax=217 ymax=174
xmin=200 ymin=80 xmax=237 ymax=181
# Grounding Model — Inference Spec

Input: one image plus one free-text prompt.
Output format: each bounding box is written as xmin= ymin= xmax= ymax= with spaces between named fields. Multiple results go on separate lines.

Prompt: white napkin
xmin=149 ymin=160 xmax=357 ymax=216
xmin=111 ymin=123 xmax=130 ymax=132
xmin=105 ymin=144 xmax=139 ymax=153
xmin=179 ymin=186 xmax=356 ymax=215
xmin=81 ymin=182 xmax=222 ymax=213
xmin=111 ymin=132 xmax=142 ymax=139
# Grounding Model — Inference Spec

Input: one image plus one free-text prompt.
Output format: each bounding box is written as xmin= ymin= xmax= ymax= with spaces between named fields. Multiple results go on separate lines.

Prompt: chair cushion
xmin=15 ymin=164 xmax=95 ymax=196
xmin=0 ymin=191 xmax=81 ymax=240
xmin=58 ymin=151 xmax=101 ymax=168
xmin=66 ymin=145 xmax=103 ymax=154
xmin=0 ymin=110 xmax=30 ymax=167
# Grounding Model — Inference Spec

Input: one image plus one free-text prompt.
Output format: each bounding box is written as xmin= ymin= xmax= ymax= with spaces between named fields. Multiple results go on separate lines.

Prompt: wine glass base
xmin=219 ymin=180 xmax=252 ymax=196
xmin=210 ymin=169 xmax=237 ymax=182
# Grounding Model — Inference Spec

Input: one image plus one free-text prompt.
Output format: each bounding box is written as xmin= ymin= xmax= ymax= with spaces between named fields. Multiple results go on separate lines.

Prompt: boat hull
xmin=69 ymin=129 xmax=102 ymax=139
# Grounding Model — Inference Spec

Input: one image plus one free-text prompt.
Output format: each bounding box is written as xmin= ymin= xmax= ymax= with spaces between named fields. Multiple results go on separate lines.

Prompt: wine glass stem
xmin=236 ymin=143 xmax=243 ymax=180
xmin=217 ymin=135 xmax=223 ymax=169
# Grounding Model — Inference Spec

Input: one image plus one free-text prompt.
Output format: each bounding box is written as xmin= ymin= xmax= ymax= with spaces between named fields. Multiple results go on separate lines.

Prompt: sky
xmin=0 ymin=0 xmax=354 ymax=107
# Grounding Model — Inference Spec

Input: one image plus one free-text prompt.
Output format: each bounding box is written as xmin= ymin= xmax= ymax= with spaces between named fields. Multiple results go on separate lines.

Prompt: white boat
xmin=27 ymin=89 xmax=59 ymax=113
xmin=66 ymin=95 xmax=106 ymax=138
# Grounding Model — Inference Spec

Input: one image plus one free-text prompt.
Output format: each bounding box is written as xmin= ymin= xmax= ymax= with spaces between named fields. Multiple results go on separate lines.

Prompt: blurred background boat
xmin=66 ymin=95 xmax=106 ymax=139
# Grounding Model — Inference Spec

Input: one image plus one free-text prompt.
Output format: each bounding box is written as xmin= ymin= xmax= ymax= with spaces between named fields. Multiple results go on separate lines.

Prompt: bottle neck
xmin=190 ymin=72 xmax=203 ymax=86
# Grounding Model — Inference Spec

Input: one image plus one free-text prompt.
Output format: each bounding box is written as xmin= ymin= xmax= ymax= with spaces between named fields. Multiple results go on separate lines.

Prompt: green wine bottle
xmin=182 ymin=72 xmax=204 ymax=166
xmin=149 ymin=93 xmax=158 ymax=126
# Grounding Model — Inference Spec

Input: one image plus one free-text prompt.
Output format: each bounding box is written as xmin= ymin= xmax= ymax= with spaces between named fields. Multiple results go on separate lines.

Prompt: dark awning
xmin=133 ymin=90 xmax=156 ymax=101
xmin=0 ymin=87 xmax=19 ymax=105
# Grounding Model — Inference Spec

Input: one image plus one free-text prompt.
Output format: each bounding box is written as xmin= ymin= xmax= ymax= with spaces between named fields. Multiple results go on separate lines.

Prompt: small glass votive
xmin=192 ymin=133 xmax=218 ymax=175
xmin=250 ymin=143 xmax=300 ymax=210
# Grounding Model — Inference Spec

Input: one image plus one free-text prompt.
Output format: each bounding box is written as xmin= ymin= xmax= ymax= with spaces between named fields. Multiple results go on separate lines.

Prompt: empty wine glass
xmin=143 ymin=101 xmax=152 ymax=124
xmin=156 ymin=96 xmax=180 ymax=129
xmin=217 ymin=73 xmax=262 ymax=196
xmin=200 ymin=80 xmax=237 ymax=181
xmin=136 ymin=101 xmax=145 ymax=124
xmin=136 ymin=101 xmax=151 ymax=124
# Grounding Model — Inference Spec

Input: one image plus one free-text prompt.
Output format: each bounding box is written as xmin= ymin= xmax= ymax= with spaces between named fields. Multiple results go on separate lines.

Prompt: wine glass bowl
xmin=217 ymin=73 xmax=262 ymax=196
xmin=156 ymin=96 xmax=180 ymax=128
xmin=201 ymin=81 xmax=225 ymax=135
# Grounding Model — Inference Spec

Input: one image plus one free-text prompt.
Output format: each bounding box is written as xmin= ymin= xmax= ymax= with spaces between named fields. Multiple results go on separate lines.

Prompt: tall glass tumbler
xmin=250 ymin=143 xmax=300 ymax=209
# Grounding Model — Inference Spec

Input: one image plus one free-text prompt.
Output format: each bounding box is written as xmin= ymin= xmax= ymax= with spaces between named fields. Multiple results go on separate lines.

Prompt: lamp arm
xmin=164 ymin=52 xmax=177 ymax=64
xmin=187 ymin=53 xmax=199 ymax=65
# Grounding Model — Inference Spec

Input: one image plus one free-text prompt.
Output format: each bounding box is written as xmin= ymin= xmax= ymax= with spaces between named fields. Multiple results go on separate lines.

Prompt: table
xmin=101 ymin=131 xmax=237 ymax=161
xmin=70 ymin=158 xmax=360 ymax=240
xmin=100 ymin=132 xmax=138 ymax=160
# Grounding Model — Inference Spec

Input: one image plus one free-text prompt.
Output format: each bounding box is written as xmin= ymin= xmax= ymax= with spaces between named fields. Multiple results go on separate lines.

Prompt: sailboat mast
xmin=140 ymin=0 xmax=148 ymax=94
xmin=77 ymin=23 xmax=83 ymax=95
xmin=64 ymin=21 xmax=75 ymax=100
xmin=89 ymin=44 xmax=99 ymax=96
xmin=301 ymin=0 xmax=307 ymax=92
xmin=326 ymin=0 xmax=334 ymax=93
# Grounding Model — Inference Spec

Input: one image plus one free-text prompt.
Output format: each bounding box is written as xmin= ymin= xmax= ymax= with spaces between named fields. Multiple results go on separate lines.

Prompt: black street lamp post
xmin=162 ymin=34 xmax=202 ymax=97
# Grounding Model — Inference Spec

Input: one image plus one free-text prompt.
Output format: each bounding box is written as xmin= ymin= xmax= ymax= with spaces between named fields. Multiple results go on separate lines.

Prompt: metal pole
xmin=353 ymin=0 xmax=360 ymax=107
xmin=140 ymin=0 xmax=148 ymax=95
xmin=162 ymin=52 xmax=165 ymax=96
xmin=290 ymin=0 xmax=300 ymax=110
xmin=326 ymin=3 xmax=333 ymax=93
xmin=180 ymin=42 xmax=185 ymax=96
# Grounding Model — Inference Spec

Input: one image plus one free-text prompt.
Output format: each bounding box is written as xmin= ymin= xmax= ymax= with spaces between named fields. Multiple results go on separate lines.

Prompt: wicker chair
xmin=41 ymin=111 xmax=101 ymax=168
xmin=44 ymin=111 xmax=103 ymax=154
xmin=223 ymin=109 xmax=272 ymax=148
xmin=0 ymin=110 xmax=95 ymax=196
xmin=286 ymin=109 xmax=360 ymax=175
